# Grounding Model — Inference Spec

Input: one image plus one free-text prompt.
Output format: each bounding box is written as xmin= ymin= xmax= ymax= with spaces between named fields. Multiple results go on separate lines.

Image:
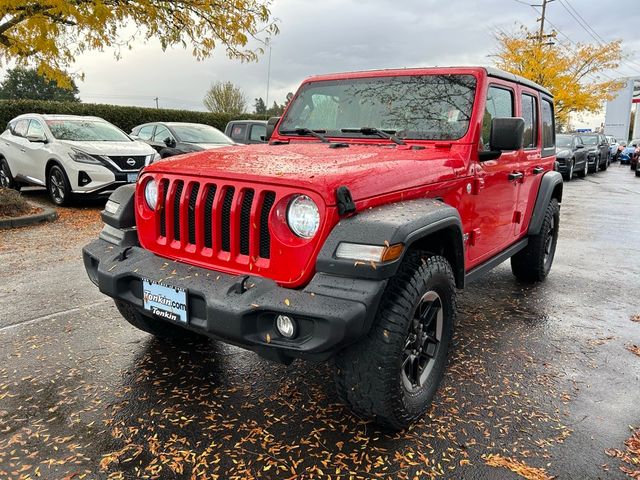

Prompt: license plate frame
xmin=142 ymin=278 xmax=188 ymax=323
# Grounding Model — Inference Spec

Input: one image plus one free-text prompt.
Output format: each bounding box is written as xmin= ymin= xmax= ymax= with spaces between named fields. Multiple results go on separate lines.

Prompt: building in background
xmin=604 ymin=78 xmax=640 ymax=142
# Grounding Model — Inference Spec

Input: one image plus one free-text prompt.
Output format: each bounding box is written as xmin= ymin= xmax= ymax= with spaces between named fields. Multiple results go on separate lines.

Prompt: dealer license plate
xmin=127 ymin=173 xmax=138 ymax=183
xmin=142 ymin=279 xmax=188 ymax=323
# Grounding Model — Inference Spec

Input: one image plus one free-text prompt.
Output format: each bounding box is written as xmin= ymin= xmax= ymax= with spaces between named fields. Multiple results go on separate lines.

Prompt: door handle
xmin=508 ymin=172 xmax=524 ymax=181
xmin=532 ymin=167 xmax=544 ymax=174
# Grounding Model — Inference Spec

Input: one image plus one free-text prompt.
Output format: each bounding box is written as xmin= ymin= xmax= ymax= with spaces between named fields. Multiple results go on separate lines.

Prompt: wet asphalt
xmin=0 ymin=164 xmax=639 ymax=480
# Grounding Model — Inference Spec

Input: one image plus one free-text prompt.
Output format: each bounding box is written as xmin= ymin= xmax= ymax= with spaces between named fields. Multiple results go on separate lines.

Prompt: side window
xmin=521 ymin=93 xmax=538 ymax=149
xmin=13 ymin=119 xmax=30 ymax=137
xmin=482 ymin=86 xmax=514 ymax=149
xmin=153 ymin=125 xmax=173 ymax=142
xmin=249 ymin=124 xmax=266 ymax=142
xmin=137 ymin=125 xmax=155 ymax=140
xmin=27 ymin=120 xmax=45 ymax=138
xmin=541 ymin=99 xmax=555 ymax=154
xmin=230 ymin=124 xmax=247 ymax=141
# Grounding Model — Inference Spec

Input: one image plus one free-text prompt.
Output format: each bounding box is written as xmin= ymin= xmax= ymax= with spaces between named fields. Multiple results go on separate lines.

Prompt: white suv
xmin=0 ymin=114 xmax=159 ymax=205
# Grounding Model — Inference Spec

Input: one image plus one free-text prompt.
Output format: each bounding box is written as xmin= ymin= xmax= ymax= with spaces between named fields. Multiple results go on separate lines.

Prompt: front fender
xmin=316 ymin=198 xmax=464 ymax=286
xmin=528 ymin=171 xmax=563 ymax=235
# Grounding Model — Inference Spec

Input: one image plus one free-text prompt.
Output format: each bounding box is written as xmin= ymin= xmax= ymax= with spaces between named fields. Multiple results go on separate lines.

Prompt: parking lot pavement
xmin=1 ymin=166 xmax=639 ymax=480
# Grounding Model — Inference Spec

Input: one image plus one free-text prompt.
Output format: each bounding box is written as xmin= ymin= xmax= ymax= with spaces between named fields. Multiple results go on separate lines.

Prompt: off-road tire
xmin=115 ymin=299 xmax=202 ymax=341
xmin=47 ymin=164 xmax=72 ymax=206
xmin=0 ymin=157 xmax=19 ymax=191
xmin=511 ymin=198 xmax=559 ymax=282
xmin=334 ymin=252 xmax=456 ymax=430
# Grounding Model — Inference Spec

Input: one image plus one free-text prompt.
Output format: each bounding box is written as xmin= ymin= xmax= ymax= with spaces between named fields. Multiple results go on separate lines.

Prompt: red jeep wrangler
xmin=83 ymin=67 xmax=561 ymax=429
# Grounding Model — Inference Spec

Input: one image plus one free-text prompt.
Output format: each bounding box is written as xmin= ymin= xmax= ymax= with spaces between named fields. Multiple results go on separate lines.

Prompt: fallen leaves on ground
xmin=630 ymin=314 xmax=640 ymax=323
xmin=483 ymin=454 xmax=554 ymax=480
xmin=605 ymin=426 xmax=640 ymax=478
xmin=626 ymin=345 xmax=640 ymax=358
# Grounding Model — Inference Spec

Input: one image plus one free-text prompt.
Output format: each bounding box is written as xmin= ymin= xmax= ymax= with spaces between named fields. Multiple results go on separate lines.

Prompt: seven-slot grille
xmin=156 ymin=178 xmax=276 ymax=261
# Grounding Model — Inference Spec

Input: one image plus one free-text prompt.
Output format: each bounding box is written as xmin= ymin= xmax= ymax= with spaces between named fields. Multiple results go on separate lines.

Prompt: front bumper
xmin=82 ymin=239 xmax=386 ymax=362
xmin=556 ymin=158 xmax=569 ymax=172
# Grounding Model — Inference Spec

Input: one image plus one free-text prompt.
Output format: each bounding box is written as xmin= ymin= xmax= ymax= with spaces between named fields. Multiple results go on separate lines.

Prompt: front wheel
xmin=577 ymin=162 xmax=587 ymax=178
xmin=562 ymin=160 xmax=574 ymax=181
xmin=47 ymin=164 xmax=72 ymax=206
xmin=334 ymin=252 xmax=456 ymax=430
xmin=511 ymin=198 xmax=559 ymax=282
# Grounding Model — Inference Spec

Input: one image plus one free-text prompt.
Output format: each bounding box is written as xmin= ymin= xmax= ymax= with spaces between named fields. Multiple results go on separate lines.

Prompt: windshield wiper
xmin=341 ymin=127 xmax=406 ymax=145
xmin=279 ymin=128 xmax=330 ymax=143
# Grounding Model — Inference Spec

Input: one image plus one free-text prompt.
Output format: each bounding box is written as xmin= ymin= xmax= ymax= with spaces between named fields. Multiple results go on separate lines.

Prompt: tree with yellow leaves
xmin=0 ymin=1 xmax=279 ymax=88
xmin=493 ymin=27 xmax=624 ymax=129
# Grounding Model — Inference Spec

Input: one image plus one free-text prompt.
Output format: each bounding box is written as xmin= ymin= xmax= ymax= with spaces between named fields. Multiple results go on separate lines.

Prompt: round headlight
xmin=144 ymin=178 xmax=158 ymax=210
xmin=287 ymin=195 xmax=320 ymax=239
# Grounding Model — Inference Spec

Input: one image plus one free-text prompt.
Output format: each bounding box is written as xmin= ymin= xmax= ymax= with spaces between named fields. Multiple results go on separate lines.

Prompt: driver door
xmin=468 ymin=84 xmax=522 ymax=265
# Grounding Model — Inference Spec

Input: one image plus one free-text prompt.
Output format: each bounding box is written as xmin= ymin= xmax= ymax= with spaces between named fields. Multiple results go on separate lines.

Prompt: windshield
xmin=171 ymin=124 xmax=233 ymax=144
xmin=580 ymin=135 xmax=598 ymax=146
xmin=46 ymin=119 xmax=130 ymax=142
xmin=279 ymin=74 xmax=477 ymax=141
xmin=556 ymin=135 xmax=572 ymax=148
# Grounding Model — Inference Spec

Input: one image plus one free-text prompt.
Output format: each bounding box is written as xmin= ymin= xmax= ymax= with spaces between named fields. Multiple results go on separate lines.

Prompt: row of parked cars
xmin=0 ymin=114 xmax=267 ymax=205
xmin=555 ymin=132 xmax=640 ymax=181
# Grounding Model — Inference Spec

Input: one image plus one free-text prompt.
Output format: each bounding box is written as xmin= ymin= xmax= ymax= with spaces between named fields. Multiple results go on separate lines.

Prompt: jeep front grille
xmin=157 ymin=178 xmax=275 ymax=261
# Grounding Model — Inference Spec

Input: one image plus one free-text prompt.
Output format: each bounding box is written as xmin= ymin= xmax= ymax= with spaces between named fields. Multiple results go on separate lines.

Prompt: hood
xmin=60 ymin=139 xmax=155 ymax=156
xmin=556 ymin=148 xmax=571 ymax=158
xmin=145 ymin=142 xmax=469 ymax=205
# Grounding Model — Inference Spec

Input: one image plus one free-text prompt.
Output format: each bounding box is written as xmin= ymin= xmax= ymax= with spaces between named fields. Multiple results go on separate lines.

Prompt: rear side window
xmin=13 ymin=119 xmax=30 ymax=137
xmin=541 ymin=98 xmax=555 ymax=155
xmin=482 ymin=86 xmax=514 ymax=148
xmin=249 ymin=124 xmax=266 ymax=141
xmin=137 ymin=125 xmax=155 ymax=140
xmin=230 ymin=124 xmax=246 ymax=141
xmin=521 ymin=93 xmax=538 ymax=149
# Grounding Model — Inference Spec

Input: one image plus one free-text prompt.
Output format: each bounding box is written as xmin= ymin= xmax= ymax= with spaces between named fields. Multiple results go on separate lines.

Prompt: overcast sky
xmin=12 ymin=0 xmax=640 ymax=128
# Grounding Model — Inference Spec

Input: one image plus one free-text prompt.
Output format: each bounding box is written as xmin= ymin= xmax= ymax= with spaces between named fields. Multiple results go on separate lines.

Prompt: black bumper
xmin=82 ymin=239 xmax=386 ymax=362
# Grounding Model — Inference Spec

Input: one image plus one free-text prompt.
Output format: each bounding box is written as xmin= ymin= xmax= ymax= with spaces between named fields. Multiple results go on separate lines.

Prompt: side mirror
xmin=130 ymin=134 xmax=139 ymax=140
xmin=479 ymin=117 xmax=524 ymax=161
xmin=164 ymin=137 xmax=176 ymax=148
xmin=265 ymin=117 xmax=281 ymax=141
xmin=26 ymin=133 xmax=47 ymax=143
xmin=490 ymin=117 xmax=524 ymax=151
xmin=575 ymin=144 xmax=584 ymax=149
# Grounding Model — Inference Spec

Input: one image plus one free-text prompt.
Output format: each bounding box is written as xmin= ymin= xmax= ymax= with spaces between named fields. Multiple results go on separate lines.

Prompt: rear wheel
xmin=47 ymin=164 xmax=71 ymax=206
xmin=115 ymin=300 xmax=203 ymax=341
xmin=334 ymin=252 xmax=456 ymax=430
xmin=511 ymin=199 xmax=559 ymax=282
xmin=0 ymin=158 xmax=19 ymax=191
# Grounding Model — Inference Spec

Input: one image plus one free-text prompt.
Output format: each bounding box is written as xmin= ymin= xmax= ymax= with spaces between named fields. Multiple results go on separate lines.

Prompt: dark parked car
xmin=578 ymin=133 xmax=609 ymax=173
xmin=555 ymin=134 xmax=588 ymax=180
xmin=224 ymin=120 xmax=267 ymax=144
xmin=131 ymin=122 xmax=235 ymax=159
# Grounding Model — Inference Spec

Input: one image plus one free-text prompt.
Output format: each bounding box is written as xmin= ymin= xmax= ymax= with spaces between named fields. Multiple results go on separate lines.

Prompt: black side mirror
xmin=164 ymin=137 xmax=176 ymax=148
xmin=575 ymin=144 xmax=584 ymax=149
xmin=490 ymin=117 xmax=524 ymax=151
xmin=265 ymin=117 xmax=281 ymax=141
xmin=479 ymin=117 xmax=525 ymax=161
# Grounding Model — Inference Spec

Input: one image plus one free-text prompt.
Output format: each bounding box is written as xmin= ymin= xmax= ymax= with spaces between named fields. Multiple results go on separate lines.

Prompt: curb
xmin=0 ymin=204 xmax=58 ymax=229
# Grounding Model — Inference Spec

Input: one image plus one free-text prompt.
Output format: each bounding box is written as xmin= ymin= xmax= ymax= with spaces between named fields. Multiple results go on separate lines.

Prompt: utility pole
xmin=265 ymin=42 xmax=272 ymax=113
xmin=533 ymin=0 xmax=555 ymax=44
xmin=154 ymin=97 xmax=159 ymax=109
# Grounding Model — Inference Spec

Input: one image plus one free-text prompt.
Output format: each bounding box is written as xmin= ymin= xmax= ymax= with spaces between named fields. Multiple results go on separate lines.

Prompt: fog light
xmin=275 ymin=315 xmax=296 ymax=338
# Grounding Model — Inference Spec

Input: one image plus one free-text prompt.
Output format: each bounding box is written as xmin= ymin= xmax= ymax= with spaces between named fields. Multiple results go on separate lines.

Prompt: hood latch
xmin=336 ymin=186 xmax=356 ymax=216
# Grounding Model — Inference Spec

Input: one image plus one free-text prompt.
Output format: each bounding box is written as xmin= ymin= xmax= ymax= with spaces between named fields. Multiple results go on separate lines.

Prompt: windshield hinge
xmin=336 ymin=186 xmax=356 ymax=216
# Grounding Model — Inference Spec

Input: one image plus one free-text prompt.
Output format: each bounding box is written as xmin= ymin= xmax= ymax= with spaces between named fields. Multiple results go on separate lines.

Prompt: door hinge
xmin=471 ymin=177 xmax=485 ymax=195
xmin=513 ymin=211 xmax=522 ymax=224
xmin=469 ymin=228 xmax=481 ymax=246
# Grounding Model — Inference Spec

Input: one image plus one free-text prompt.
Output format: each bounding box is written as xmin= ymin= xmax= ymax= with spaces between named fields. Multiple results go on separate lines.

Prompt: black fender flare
xmin=99 ymin=184 xmax=138 ymax=246
xmin=528 ymin=171 xmax=563 ymax=235
xmin=316 ymin=199 xmax=465 ymax=288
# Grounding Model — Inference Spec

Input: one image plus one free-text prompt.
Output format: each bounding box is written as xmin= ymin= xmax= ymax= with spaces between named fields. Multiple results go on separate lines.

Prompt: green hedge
xmin=0 ymin=99 xmax=266 ymax=134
